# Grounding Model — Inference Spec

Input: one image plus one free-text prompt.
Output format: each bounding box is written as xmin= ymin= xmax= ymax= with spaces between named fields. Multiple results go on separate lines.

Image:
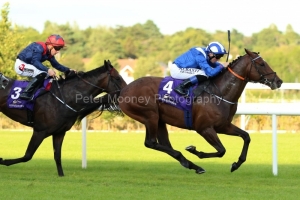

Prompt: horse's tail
xmin=76 ymin=90 xmax=123 ymax=124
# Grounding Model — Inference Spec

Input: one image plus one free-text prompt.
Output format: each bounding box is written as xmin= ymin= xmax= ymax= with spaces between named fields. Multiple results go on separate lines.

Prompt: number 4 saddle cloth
xmin=157 ymin=76 xmax=196 ymax=111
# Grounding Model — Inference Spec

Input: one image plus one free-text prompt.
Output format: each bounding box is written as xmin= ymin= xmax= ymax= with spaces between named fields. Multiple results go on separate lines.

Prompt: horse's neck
xmin=215 ymin=61 xmax=249 ymax=103
xmin=221 ymin=73 xmax=247 ymax=102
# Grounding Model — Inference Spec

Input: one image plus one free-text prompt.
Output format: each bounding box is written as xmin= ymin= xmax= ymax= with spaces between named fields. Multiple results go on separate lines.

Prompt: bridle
xmin=227 ymin=54 xmax=277 ymax=86
xmin=207 ymin=54 xmax=277 ymax=105
xmin=50 ymin=67 xmax=121 ymax=112
xmin=77 ymin=67 xmax=122 ymax=92
xmin=0 ymin=73 xmax=9 ymax=89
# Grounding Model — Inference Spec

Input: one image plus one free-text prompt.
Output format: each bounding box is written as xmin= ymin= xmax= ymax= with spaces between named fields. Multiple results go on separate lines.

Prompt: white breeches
xmin=169 ymin=63 xmax=207 ymax=79
xmin=14 ymin=59 xmax=46 ymax=77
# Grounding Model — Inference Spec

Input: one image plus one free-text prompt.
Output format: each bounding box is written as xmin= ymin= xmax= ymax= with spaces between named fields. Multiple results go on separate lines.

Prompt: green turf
xmin=0 ymin=131 xmax=299 ymax=200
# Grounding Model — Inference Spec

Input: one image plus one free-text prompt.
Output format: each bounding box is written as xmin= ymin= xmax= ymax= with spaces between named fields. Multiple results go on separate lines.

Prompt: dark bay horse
xmin=118 ymin=49 xmax=283 ymax=174
xmin=0 ymin=60 xmax=127 ymax=176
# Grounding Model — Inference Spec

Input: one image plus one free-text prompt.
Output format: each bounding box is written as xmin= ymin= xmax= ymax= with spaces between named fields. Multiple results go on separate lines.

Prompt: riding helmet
xmin=206 ymin=41 xmax=227 ymax=55
xmin=45 ymin=34 xmax=65 ymax=47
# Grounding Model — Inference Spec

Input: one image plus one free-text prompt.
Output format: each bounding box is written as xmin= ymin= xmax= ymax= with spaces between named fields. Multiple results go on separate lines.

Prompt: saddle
xmin=193 ymin=80 xmax=211 ymax=98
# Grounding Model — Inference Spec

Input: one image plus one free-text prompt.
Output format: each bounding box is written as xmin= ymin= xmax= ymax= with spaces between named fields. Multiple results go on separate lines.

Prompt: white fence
xmin=81 ymin=83 xmax=300 ymax=176
xmin=240 ymin=82 xmax=300 ymax=129
xmin=236 ymin=103 xmax=300 ymax=176
xmin=237 ymin=82 xmax=300 ymax=176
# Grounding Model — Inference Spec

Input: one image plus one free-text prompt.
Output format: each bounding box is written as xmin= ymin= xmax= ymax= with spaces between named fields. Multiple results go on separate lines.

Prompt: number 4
xmin=163 ymin=81 xmax=173 ymax=94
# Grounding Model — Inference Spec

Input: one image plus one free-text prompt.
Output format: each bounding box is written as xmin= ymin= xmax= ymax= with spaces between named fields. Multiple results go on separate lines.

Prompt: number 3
xmin=11 ymin=87 xmax=22 ymax=99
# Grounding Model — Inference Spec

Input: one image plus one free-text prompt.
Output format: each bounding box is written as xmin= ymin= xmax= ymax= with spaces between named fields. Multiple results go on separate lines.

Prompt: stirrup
xmin=19 ymin=93 xmax=34 ymax=101
xmin=174 ymin=87 xmax=189 ymax=96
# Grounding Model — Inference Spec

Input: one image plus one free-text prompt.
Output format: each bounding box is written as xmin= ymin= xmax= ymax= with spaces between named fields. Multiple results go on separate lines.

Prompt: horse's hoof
xmin=196 ymin=168 xmax=206 ymax=174
xmin=231 ymin=162 xmax=238 ymax=172
xmin=185 ymin=145 xmax=196 ymax=153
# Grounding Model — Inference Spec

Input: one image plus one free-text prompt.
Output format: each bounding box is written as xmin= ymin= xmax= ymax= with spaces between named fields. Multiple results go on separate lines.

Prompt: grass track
xmin=0 ymin=131 xmax=299 ymax=200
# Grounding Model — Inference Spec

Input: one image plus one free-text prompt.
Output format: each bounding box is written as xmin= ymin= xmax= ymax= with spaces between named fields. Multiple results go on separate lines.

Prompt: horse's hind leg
xmin=0 ymin=131 xmax=46 ymax=166
xmin=52 ymin=132 xmax=66 ymax=176
xmin=186 ymin=128 xmax=226 ymax=159
xmin=145 ymin=120 xmax=205 ymax=174
xmin=156 ymin=120 xmax=172 ymax=148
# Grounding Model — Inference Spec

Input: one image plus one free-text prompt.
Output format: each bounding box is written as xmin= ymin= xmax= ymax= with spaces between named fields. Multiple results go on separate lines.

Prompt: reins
xmin=227 ymin=67 xmax=245 ymax=81
xmin=227 ymin=55 xmax=261 ymax=81
xmin=49 ymin=68 xmax=117 ymax=112
xmin=207 ymin=54 xmax=273 ymax=105
xmin=228 ymin=55 xmax=277 ymax=85
xmin=49 ymin=76 xmax=82 ymax=112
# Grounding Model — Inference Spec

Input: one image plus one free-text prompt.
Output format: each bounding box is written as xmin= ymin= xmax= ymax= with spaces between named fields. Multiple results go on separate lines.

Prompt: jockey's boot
xmin=20 ymin=73 xmax=47 ymax=100
xmin=174 ymin=75 xmax=200 ymax=96
xmin=174 ymin=79 xmax=193 ymax=96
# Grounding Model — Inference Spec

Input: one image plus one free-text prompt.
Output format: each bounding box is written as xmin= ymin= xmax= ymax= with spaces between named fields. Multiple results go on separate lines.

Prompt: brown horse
xmin=0 ymin=60 xmax=127 ymax=176
xmin=118 ymin=49 xmax=283 ymax=174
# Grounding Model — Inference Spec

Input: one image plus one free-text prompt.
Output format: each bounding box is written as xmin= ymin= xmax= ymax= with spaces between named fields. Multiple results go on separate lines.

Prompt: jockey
xmin=170 ymin=41 xmax=228 ymax=96
xmin=14 ymin=34 xmax=76 ymax=100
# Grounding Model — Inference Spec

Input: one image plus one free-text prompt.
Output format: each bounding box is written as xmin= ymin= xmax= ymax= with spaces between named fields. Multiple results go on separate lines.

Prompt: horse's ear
xmin=244 ymin=48 xmax=252 ymax=56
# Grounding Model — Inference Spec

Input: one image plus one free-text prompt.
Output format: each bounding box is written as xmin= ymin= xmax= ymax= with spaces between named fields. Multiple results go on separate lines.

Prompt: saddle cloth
xmin=158 ymin=76 xmax=196 ymax=110
xmin=158 ymin=76 xmax=197 ymax=129
xmin=7 ymin=79 xmax=51 ymax=111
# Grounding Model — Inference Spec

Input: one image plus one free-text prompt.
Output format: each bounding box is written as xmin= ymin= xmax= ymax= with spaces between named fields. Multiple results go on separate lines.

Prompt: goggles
xmin=214 ymin=54 xmax=224 ymax=59
xmin=53 ymin=46 xmax=63 ymax=51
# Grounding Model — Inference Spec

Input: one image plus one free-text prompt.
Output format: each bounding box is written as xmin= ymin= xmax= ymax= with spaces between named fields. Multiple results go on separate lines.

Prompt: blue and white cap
xmin=206 ymin=41 xmax=227 ymax=55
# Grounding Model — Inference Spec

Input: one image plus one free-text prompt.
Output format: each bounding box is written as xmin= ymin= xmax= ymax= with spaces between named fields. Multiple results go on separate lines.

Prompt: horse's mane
xmin=227 ymin=51 xmax=259 ymax=68
xmin=227 ymin=55 xmax=243 ymax=68
xmin=56 ymin=65 xmax=108 ymax=83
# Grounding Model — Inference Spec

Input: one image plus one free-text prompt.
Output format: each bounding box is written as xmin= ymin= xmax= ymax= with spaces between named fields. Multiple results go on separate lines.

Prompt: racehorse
xmin=117 ymin=49 xmax=283 ymax=174
xmin=0 ymin=60 xmax=127 ymax=176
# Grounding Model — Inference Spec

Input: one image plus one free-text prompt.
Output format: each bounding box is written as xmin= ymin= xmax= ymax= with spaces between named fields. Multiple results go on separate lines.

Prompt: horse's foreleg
xmin=145 ymin=122 xmax=205 ymax=174
xmin=219 ymin=124 xmax=251 ymax=172
xmin=0 ymin=131 xmax=46 ymax=166
xmin=186 ymin=128 xmax=226 ymax=159
xmin=52 ymin=133 xmax=66 ymax=177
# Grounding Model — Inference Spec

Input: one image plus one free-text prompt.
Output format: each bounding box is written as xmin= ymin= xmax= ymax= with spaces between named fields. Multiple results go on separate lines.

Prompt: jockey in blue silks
xmin=170 ymin=41 xmax=228 ymax=96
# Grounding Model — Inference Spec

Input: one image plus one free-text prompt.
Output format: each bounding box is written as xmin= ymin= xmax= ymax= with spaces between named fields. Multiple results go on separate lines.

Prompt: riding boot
xmin=174 ymin=76 xmax=199 ymax=96
xmin=20 ymin=73 xmax=47 ymax=100
xmin=174 ymin=79 xmax=193 ymax=96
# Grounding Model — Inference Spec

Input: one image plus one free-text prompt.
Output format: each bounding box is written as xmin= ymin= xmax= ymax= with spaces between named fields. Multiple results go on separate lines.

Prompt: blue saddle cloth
xmin=7 ymin=79 xmax=51 ymax=111
xmin=158 ymin=76 xmax=196 ymax=129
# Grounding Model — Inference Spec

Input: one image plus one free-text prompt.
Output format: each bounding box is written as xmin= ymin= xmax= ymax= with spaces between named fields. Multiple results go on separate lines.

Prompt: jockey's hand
xmin=222 ymin=62 xmax=229 ymax=68
xmin=65 ymin=69 xmax=77 ymax=77
xmin=48 ymin=68 xmax=56 ymax=77
xmin=70 ymin=69 xmax=77 ymax=73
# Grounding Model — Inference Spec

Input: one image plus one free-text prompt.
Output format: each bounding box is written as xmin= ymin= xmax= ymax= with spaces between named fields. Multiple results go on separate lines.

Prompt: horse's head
xmin=103 ymin=60 xmax=127 ymax=93
xmin=228 ymin=49 xmax=282 ymax=90
xmin=77 ymin=60 xmax=127 ymax=95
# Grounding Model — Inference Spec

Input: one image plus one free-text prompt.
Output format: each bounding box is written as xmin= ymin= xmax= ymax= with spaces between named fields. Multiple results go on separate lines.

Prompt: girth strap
xmin=184 ymin=110 xmax=193 ymax=130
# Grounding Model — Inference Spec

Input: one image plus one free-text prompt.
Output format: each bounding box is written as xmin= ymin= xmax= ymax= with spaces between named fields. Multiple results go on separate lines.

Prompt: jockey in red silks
xmin=14 ymin=34 xmax=76 ymax=100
